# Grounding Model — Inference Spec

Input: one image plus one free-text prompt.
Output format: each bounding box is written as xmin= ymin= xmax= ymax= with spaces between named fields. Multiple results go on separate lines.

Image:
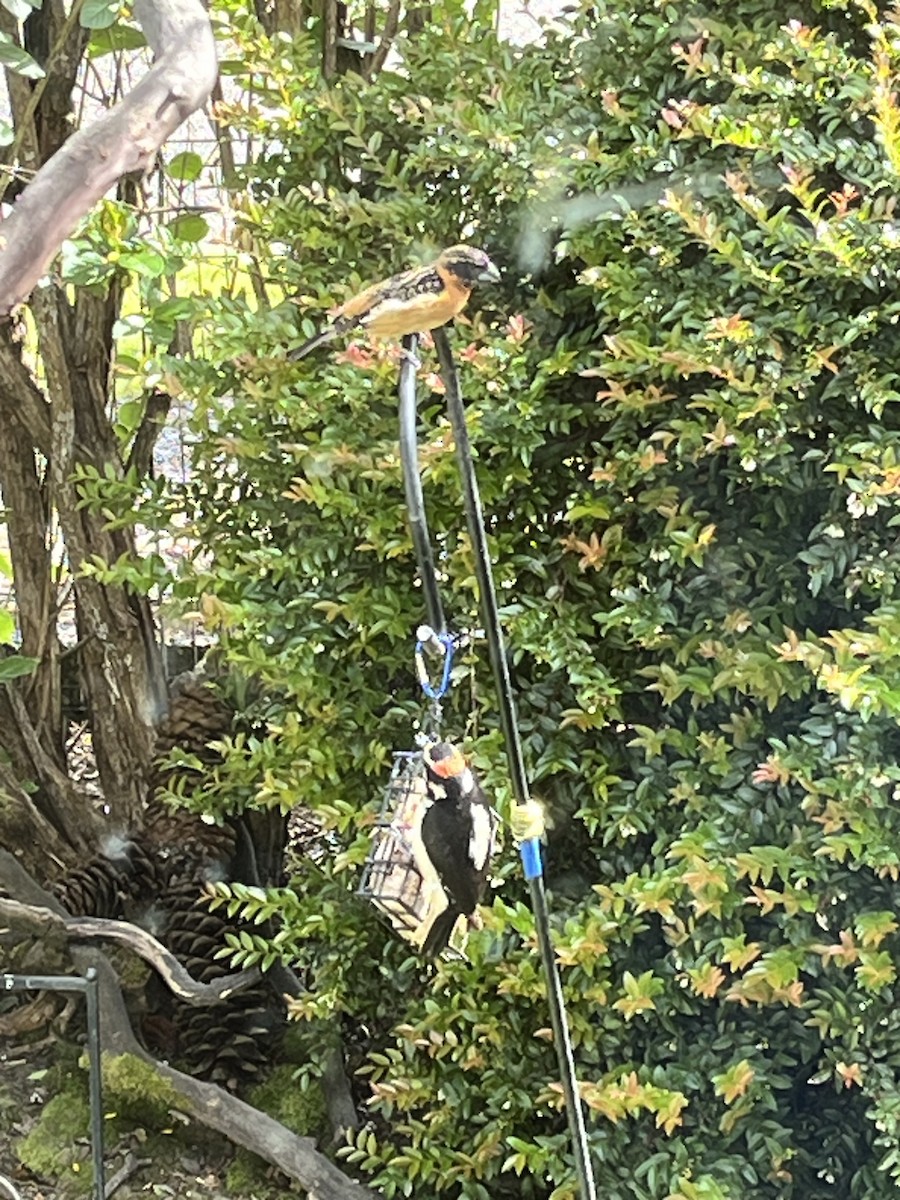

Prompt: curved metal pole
xmin=398 ymin=332 xmax=446 ymax=637
xmin=433 ymin=325 xmax=598 ymax=1200
xmin=2 ymin=970 xmax=105 ymax=1200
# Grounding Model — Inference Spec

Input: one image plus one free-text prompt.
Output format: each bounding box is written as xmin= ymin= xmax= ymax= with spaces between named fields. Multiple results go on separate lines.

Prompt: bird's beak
xmin=426 ymin=745 xmax=467 ymax=779
xmin=477 ymin=259 xmax=501 ymax=284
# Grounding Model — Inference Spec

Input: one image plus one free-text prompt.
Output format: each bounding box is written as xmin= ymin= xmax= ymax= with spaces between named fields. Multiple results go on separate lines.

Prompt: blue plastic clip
xmin=519 ymin=837 xmax=543 ymax=881
xmin=415 ymin=631 xmax=455 ymax=701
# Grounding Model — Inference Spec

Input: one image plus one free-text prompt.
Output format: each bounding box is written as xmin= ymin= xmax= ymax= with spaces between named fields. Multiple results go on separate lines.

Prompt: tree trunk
xmin=29 ymin=282 xmax=166 ymax=829
xmin=0 ymin=0 xmax=216 ymax=856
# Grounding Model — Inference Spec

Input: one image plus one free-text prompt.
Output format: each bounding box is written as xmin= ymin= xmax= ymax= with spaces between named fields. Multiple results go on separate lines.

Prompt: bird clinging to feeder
xmin=289 ymin=245 xmax=501 ymax=360
xmin=417 ymin=739 xmax=498 ymax=957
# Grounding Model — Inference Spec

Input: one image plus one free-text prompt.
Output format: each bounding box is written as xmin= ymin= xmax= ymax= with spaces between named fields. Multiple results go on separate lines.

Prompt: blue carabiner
xmin=415 ymin=631 xmax=455 ymax=700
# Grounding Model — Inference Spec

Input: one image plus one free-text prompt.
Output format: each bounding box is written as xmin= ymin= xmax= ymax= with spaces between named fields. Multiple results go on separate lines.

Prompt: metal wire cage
xmin=358 ymin=750 xmax=434 ymax=938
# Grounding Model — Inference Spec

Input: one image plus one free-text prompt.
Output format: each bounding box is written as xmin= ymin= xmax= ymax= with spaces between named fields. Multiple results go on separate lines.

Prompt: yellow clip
xmin=510 ymin=798 xmax=546 ymax=843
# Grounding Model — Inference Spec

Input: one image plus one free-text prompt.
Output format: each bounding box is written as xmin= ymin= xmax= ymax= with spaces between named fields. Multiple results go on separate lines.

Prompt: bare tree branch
xmin=0 ymin=762 xmax=72 ymax=874
xmin=0 ymin=897 xmax=264 ymax=1004
xmin=0 ymin=0 xmax=218 ymax=313
xmin=0 ymin=848 xmax=68 ymax=909
xmin=208 ymin=76 xmax=237 ymax=188
xmin=0 ymin=369 xmax=62 ymax=752
xmin=324 ymin=0 xmax=338 ymax=79
xmin=365 ymin=0 xmax=401 ymax=79
xmin=0 ymin=0 xmax=88 ymax=201
xmin=127 ymin=389 xmax=172 ymax=477
xmin=0 ymin=854 xmax=376 ymax=1200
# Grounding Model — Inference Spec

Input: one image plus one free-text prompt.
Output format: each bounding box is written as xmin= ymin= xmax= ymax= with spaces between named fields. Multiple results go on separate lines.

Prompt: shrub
xmin=162 ymin=0 xmax=900 ymax=1195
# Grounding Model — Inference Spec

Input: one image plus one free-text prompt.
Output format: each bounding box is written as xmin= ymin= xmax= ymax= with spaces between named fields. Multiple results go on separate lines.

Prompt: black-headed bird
xmin=289 ymin=245 xmax=501 ymax=360
xmin=417 ymin=740 xmax=498 ymax=958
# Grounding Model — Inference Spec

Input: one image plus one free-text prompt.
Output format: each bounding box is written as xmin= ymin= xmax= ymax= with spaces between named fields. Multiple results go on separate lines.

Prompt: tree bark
xmin=0 ymin=854 xmax=377 ymax=1200
xmin=0 ymin=682 xmax=97 ymax=863
xmin=0 ymin=0 xmax=218 ymax=313
xmin=0 ymin=897 xmax=263 ymax=1005
xmin=31 ymin=283 xmax=166 ymax=828
xmin=0 ymin=761 xmax=72 ymax=877
xmin=0 ymin=383 xmax=63 ymax=767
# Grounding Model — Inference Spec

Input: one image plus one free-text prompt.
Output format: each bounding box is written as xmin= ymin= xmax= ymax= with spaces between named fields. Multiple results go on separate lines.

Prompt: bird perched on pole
xmin=417 ymin=739 xmax=498 ymax=957
xmin=289 ymin=245 xmax=501 ymax=360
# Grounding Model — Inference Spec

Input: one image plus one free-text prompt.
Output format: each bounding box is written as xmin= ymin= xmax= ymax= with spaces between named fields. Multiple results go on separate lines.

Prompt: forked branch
xmin=0 ymin=0 xmax=218 ymax=313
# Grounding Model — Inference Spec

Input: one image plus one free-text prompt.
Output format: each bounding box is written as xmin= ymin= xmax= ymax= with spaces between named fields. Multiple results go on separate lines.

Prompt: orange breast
xmin=363 ymin=267 xmax=472 ymax=337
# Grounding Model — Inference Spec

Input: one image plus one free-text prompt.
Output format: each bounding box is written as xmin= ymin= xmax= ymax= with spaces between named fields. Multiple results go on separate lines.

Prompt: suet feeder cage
xmin=358 ymin=750 xmax=433 ymax=938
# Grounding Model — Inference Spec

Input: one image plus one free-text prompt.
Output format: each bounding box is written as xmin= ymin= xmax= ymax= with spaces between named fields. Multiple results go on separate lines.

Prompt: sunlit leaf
xmin=88 ymin=22 xmax=146 ymax=54
xmin=167 ymin=213 xmax=210 ymax=243
xmin=0 ymin=655 xmax=39 ymax=681
xmin=167 ymin=151 xmax=204 ymax=183
xmin=80 ymin=0 xmax=117 ymax=29
xmin=0 ymin=32 xmax=43 ymax=77
xmin=0 ymin=0 xmax=41 ymax=21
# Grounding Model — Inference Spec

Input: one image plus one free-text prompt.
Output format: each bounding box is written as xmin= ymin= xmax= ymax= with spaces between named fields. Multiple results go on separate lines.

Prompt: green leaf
xmin=856 ymin=950 xmax=896 ymax=991
xmin=0 ymin=32 xmax=43 ymax=78
xmin=0 ymin=655 xmax=39 ymax=681
xmin=60 ymin=241 xmax=113 ymax=286
xmin=116 ymin=399 xmax=144 ymax=436
xmin=80 ymin=0 xmax=117 ymax=29
xmin=88 ymin=22 xmax=146 ymax=54
xmin=0 ymin=609 xmax=15 ymax=646
xmin=167 ymin=213 xmax=210 ymax=243
xmin=167 ymin=152 xmax=204 ymax=184
xmin=0 ymin=0 xmax=41 ymax=21
xmin=115 ymin=249 xmax=167 ymax=277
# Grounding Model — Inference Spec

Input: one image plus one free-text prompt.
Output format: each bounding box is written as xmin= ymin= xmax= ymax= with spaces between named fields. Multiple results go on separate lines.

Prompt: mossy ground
xmin=224 ymin=1062 xmax=328 ymax=1196
xmin=7 ymin=1034 xmax=328 ymax=1199
xmin=15 ymin=1091 xmax=94 ymax=1196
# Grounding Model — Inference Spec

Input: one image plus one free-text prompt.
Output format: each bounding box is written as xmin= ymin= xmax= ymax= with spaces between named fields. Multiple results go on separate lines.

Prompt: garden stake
xmin=400 ymin=331 xmax=457 ymax=735
xmin=397 ymin=329 xmax=597 ymax=1200
xmin=2 ymin=969 xmax=105 ymax=1200
xmin=399 ymin=332 xmax=446 ymax=639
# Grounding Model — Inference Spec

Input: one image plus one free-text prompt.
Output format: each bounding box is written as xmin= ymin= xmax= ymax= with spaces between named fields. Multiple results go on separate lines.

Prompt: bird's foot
xmin=399 ymin=347 xmax=422 ymax=370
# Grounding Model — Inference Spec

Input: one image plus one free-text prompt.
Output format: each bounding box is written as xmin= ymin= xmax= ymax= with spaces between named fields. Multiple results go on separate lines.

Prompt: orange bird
xmin=289 ymin=245 xmax=501 ymax=359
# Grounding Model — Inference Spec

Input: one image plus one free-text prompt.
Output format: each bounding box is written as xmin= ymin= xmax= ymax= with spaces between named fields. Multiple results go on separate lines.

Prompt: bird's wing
xmin=468 ymin=803 xmax=495 ymax=872
xmin=335 ymin=265 xmax=447 ymax=329
xmin=420 ymin=803 xmax=481 ymax=913
xmin=293 ymin=260 xmax=476 ymax=356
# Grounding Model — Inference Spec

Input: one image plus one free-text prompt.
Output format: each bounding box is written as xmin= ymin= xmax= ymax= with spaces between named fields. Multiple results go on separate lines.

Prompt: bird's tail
xmin=421 ymin=906 xmax=461 ymax=958
xmin=287 ymin=327 xmax=335 ymax=360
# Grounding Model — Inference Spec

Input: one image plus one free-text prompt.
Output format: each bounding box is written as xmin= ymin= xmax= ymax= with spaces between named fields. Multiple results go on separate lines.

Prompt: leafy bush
xmin=153 ymin=0 xmax=900 ymax=1195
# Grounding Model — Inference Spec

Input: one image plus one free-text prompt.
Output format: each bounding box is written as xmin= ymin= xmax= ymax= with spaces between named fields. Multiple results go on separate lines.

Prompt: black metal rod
xmin=84 ymin=969 xmax=106 ymax=1200
xmin=2 ymin=971 xmax=91 ymax=993
xmin=433 ymin=326 xmax=598 ymax=1200
xmin=399 ymin=332 xmax=446 ymax=636
xmin=3 ymin=971 xmax=106 ymax=1200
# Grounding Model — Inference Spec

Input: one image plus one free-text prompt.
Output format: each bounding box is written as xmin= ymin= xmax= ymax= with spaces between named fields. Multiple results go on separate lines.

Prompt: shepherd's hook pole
xmin=399 ymin=332 xmax=446 ymax=637
xmin=433 ymin=326 xmax=598 ymax=1200
xmin=2 ymin=971 xmax=105 ymax=1200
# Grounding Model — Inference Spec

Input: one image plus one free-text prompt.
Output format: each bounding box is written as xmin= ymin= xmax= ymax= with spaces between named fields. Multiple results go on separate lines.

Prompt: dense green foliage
xmin=78 ymin=0 xmax=900 ymax=1195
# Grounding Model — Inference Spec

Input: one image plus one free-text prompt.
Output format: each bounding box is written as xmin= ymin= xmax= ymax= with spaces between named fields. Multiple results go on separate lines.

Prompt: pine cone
xmin=139 ymin=802 xmax=237 ymax=890
xmin=151 ymin=878 xmax=283 ymax=1088
xmin=147 ymin=670 xmax=235 ymax=797
xmin=52 ymin=837 xmax=164 ymax=918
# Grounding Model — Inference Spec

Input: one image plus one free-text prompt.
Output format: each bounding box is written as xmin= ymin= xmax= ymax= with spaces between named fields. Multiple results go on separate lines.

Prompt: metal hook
xmin=414 ymin=626 xmax=455 ymax=701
